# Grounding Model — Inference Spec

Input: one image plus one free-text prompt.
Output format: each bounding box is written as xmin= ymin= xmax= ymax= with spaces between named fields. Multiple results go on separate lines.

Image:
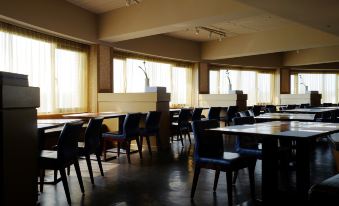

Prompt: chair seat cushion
xmin=40 ymin=150 xmax=59 ymax=169
xmin=196 ymin=152 xmax=254 ymax=169
xmin=102 ymin=132 xmax=125 ymax=140
xmin=309 ymin=174 xmax=339 ymax=203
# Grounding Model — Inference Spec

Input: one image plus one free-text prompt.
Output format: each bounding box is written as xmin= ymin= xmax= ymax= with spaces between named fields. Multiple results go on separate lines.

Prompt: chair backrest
xmin=232 ymin=117 xmax=258 ymax=150
xmin=57 ymin=121 xmax=84 ymax=162
xmin=323 ymin=103 xmax=333 ymax=107
xmin=265 ymin=105 xmax=276 ymax=113
xmin=192 ymin=108 xmax=203 ymax=121
xmin=227 ymin=106 xmax=238 ymax=122
xmin=252 ymin=105 xmax=262 ymax=116
xmin=208 ymin=107 xmax=221 ymax=120
xmin=145 ymin=111 xmax=162 ymax=132
xmin=300 ymin=103 xmax=310 ymax=108
xmin=123 ymin=113 xmax=141 ymax=137
xmin=192 ymin=120 xmax=224 ymax=160
xmin=287 ymin=104 xmax=297 ymax=109
xmin=84 ymin=117 xmax=104 ymax=154
xmin=178 ymin=109 xmax=192 ymax=125
xmin=238 ymin=111 xmax=249 ymax=117
xmin=248 ymin=110 xmax=255 ymax=117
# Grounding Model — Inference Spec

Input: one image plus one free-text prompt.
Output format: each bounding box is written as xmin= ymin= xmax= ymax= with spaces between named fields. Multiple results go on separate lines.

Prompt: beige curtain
xmin=0 ymin=21 xmax=88 ymax=114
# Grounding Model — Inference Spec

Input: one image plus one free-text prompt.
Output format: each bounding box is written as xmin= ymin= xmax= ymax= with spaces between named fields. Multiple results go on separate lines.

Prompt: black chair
xmin=236 ymin=111 xmax=250 ymax=117
xmin=265 ymin=105 xmax=277 ymax=113
xmin=309 ymin=174 xmax=339 ymax=205
xmin=140 ymin=111 xmax=162 ymax=156
xmin=77 ymin=117 xmax=104 ymax=185
xmin=252 ymin=105 xmax=262 ymax=116
xmin=191 ymin=107 xmax=203 ymax=121
xmin=171 ymin=108 xmax=192 ymax=146
xmin=191 ymin=120 xmax=256 ymax=205
xmin=226 ymin=106 xmax=238 ymax=125
xmin=39 ymin=121 xmax=84 ymax=205
xmin=300 ymin=103 xmax=311 ymax=108
xmin=322 ymin=103 xmax=334 ymax=107
xmin=102 ymin=113 xmax=142 ymax=163
xmin=207 ymin=107 xmax=221 ymax=121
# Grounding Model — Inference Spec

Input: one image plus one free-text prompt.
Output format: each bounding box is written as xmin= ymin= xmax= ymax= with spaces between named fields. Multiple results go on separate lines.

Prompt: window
xmin=0 ymin=23 xmax=88 ymax=113
xmin=209 ymin=69 xmax=275 ymax=106
xmin=113 ymin=58 xmax=192 ymax=105
xmin=291 ymin=73 xmax=339 ymax=103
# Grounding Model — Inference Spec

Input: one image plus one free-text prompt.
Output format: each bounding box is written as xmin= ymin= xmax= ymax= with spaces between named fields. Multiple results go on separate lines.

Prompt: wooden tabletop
xmin=282 ymin=108 xmax=337 ymax=114
xmin=62 ymin=112 xmax=126 ymax=120
xmin=255 ymin=113 xmax=316 ymax=121
xmin=37 ymin=119 xmax=82 ymax=131
xmin=209 ymin=121 xmax=339 ymax=139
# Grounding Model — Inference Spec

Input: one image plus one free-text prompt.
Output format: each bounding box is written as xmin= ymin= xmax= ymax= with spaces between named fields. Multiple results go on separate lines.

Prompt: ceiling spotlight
xmin=195 ymin=27 xmax=199 ymax=35
xmin=195 ymin=26 xmax=226 ymax=42
xmin=126 ymin=0 xmax=140 ymax=6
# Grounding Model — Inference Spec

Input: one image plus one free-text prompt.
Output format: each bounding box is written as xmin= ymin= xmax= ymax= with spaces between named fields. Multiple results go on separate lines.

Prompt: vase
xmin=305 ymin=86 xmax=309 ymax=93
xmin=145 ymin=78 xmax=150 ymax=88
xmin=229 ymin=84 xmax=232 ymax=91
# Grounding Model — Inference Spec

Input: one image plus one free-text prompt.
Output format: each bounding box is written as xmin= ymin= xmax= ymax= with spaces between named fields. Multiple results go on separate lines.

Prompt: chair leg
xmin=187 ymin=132 xmax=192 ymax=144
xmin=126 ymin=141 xmax=131 ymax=164
xmin=40 ymin=169 xmax=45 ymax=192
xmin=74 ymin=160 xmax=85 ymax=193
xmin=85 ymin=155 xmax=95 ymax=185
xmin=117 ymin=142 xmax=121 ymax=157
xmin=179 ymin=131 xmax=184 ymax=147
xmin=67 ymin=166 xmax=71 ymax=176
xmin=96 ymin=152 xmax=104 ymax=176
xmin=145 ymin=136 xmax=152 ymax=156
xmin=232 ymin=170 xmax=238 ymax=185
xmin=59 ymin=168 xmax=72 ymax=205
xmin=156 ymin=132 xmax=161 ymax=151
xmin=135 ymin=137 xmax=143 ymax=159
xmin=213 ymin=170 xmax=220 ymax=192
xmin=248 ymin=161 xmax=256 ymax=200
xmin=103 ymin=140 xmax=107 ymax=161
xmin=226 ymin=171 xmax=233 ymax=206
xmin=54 ymin=169 xmax=58 ymax=182
xmin=191 ymin=166 xmax=201 ymax=198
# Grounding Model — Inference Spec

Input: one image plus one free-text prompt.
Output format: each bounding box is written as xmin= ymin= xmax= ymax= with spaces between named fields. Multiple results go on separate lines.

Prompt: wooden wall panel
xmin=280 ymin=68 xmax=291 ymax=94
xmin=198 ymin=63 xmax=209 ymax=94
xmin=98 ymin=45 xmax=113 ymax=93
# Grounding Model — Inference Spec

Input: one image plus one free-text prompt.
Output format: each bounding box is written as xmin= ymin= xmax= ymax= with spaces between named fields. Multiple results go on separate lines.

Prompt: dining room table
xmin=255 ymin=113 xmax=316 ymax=122
xmin=208 ymin=121 xmax=339 ymax=205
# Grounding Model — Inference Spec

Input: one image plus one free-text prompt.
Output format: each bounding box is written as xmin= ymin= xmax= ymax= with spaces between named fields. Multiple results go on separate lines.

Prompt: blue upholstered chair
xmin=140 ymin=111 xmax=162 ymax=155
xmin=102 ymin=113 xmax=143 ymax=163
xmin=39 ymin=121 xmax=84 ymax=205
xmin=171 ymin=108 xmax=192 ymax=146
xmin=207 ymin=107 xmax=221 ymax=121
xmin=191 ymin=120 xmax=256 ymax=205
xmin=77 ymin=117 xmax=104 ymax=184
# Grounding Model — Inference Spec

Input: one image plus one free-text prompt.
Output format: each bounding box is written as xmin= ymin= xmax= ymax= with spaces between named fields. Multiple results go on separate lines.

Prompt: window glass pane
xmin=290 ymin=75 xmax=295 ymax=94
xmin=0 ymin=30 xmax=87 ymax=113
xmin=113 ymin=59 xmax=125 ymax=93
xmin=209 ymin=70 xmax=219 ymax=94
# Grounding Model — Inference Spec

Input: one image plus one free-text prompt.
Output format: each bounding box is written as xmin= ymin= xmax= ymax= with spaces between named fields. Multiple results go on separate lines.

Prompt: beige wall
xmin=0 ymin=0 xmax=97 ymax=43
xmin=283 ymin=45 xmax=339 ymax=66
xmin=113 ymin=35 xmax=201 ymax=62
xmin=209 ymin=53 xmax=283 ymax=68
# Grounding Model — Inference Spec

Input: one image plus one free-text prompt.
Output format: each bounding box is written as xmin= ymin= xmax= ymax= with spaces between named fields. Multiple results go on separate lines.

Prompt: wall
xmin=0 ymin=0 xmax=97 ymax=43
xmin=113 ymin=35 xmax=201 ymax=62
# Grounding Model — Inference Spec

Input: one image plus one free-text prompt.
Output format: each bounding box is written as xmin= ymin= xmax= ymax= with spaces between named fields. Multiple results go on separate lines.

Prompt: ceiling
xmin=66 ymin=0 xmax=140 ymax=13
xmin=167 ymin=14 xmax=294 ymax=42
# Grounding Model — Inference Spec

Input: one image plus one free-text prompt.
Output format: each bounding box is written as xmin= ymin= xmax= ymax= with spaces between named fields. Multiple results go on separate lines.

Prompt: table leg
xmin=296 ymin=138 xmax=311 ymax=201
xmin=262 ymin=137 xmax=279 ymax=205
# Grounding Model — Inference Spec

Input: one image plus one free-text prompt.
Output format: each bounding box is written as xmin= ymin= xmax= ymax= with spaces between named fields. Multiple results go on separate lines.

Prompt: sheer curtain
xmin=209 ymin=69 xmax=275 ymax=106
xmin=293 ymin=73 xmax=338 ymax=103
xmin=0 ymin=22 xmax=88 ymax=113
xmin=113 ymin=58 xmax=192 ymax=105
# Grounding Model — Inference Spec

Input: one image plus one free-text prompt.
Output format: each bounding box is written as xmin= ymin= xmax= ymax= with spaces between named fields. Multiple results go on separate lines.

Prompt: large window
xmin=291 ymin=73 xmax=339 ymax=103
xmin=113 ymin=58 xmax=192 ymax=105
xmin=209 ymin=69 xmax=275 ymax=106
xmin=0 ymin=22 xmax=88 ymax=113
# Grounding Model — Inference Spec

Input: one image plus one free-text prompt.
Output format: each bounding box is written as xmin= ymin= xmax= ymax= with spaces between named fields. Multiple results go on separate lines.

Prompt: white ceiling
xmin=167 ymin=14 xmax=294 ymax=42
xmin=66 ymin=0 xmax=140 ymax=13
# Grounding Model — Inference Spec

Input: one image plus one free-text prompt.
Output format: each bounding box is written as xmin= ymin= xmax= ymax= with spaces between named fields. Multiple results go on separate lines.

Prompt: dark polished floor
xmin=39 ymin=137 xmax=337 ymax=206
